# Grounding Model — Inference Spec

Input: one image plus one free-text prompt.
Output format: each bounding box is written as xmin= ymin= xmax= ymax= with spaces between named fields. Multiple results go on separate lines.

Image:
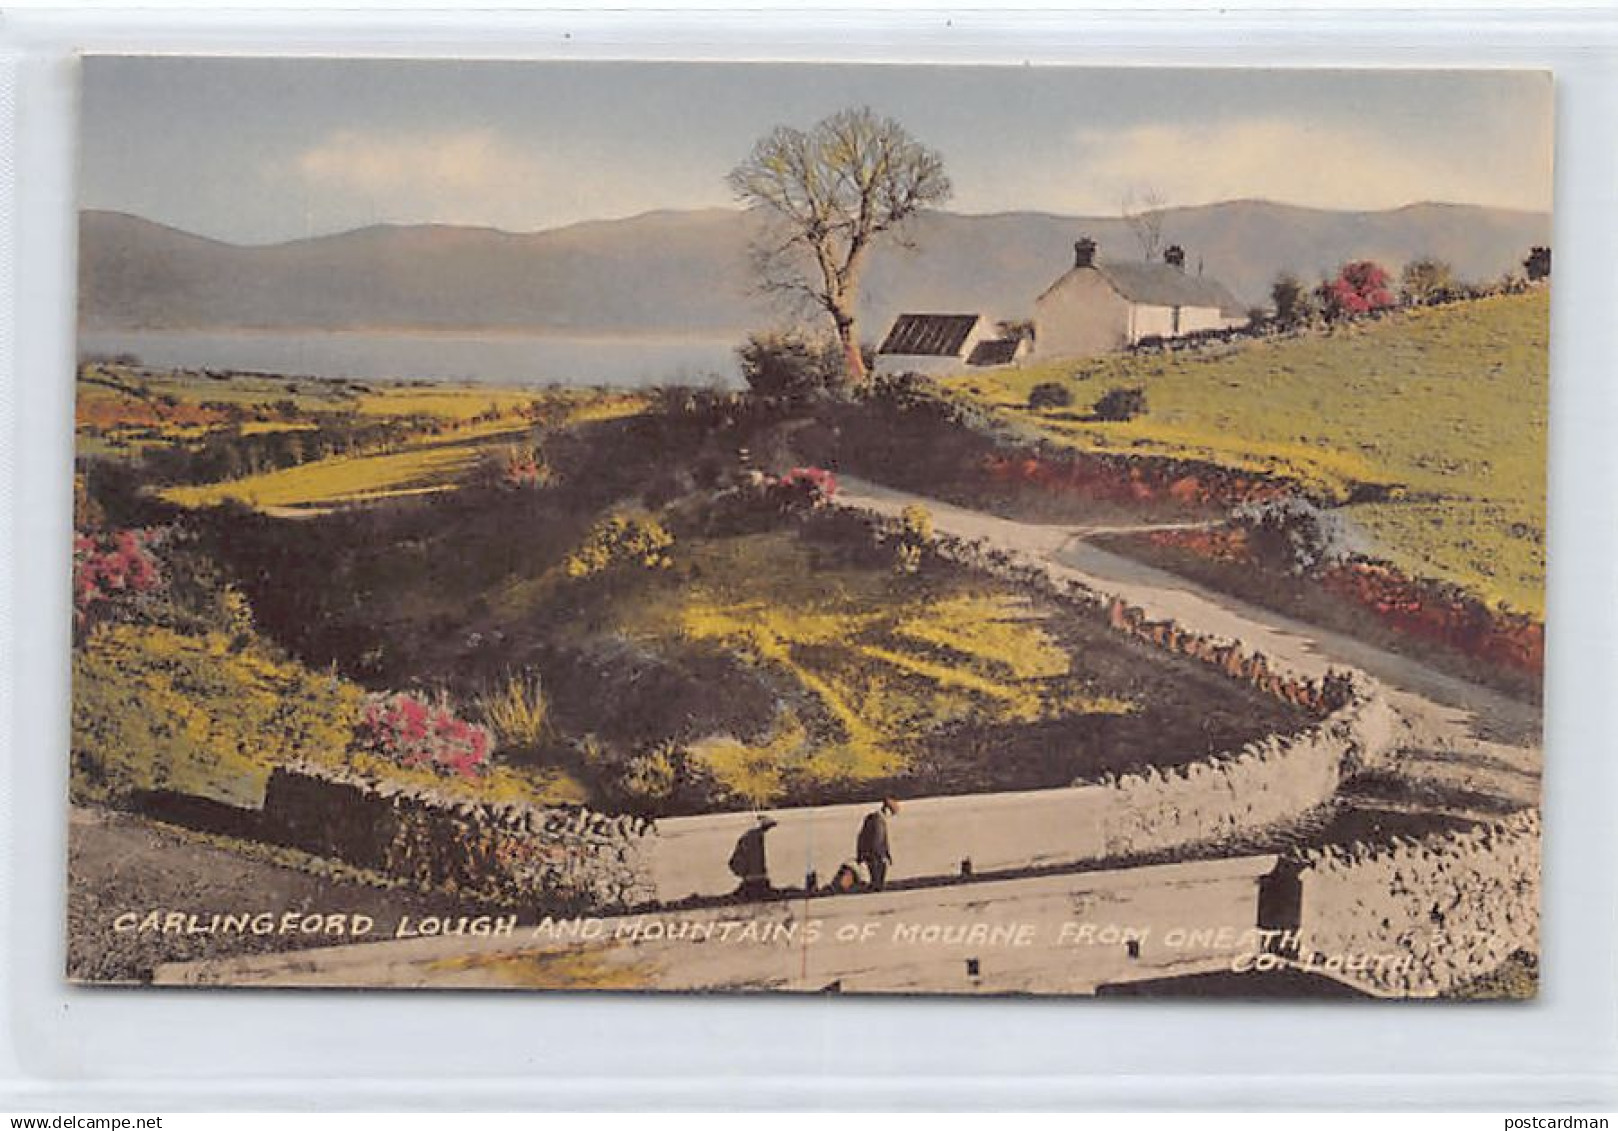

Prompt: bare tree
xmin=728 ymin=107 xmax=952 ymax=382
xmin=1121 ymin=185 xmax=1169 ymax=262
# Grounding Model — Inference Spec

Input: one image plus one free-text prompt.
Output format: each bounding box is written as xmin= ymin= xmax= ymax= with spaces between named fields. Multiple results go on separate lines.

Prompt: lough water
xmin=80 ymin=329 xmax=745 ymax=389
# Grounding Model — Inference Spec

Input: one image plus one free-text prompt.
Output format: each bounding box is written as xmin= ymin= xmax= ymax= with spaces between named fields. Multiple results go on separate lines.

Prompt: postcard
xmin=68 ymin=58 xmax=1549 ymax=997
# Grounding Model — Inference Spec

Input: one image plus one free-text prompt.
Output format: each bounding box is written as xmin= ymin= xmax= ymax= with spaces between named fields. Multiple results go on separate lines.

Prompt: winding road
xmin=836 ymin=476 xmax=1543 ymax=815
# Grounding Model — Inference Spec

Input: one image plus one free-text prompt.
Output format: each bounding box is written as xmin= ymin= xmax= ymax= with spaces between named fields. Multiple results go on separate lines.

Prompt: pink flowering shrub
xmin=354 ymin=691 xmax=493 ymax=778
xmin=771 ymin=466 xmax=839 ymax=509
xmin=478 ymin=443 xmax=552 ymax=490
xmin=1317 ymin=261 xmax=1395 ymax=321
xmin=73 ymin=528 xmax=163 ymax=629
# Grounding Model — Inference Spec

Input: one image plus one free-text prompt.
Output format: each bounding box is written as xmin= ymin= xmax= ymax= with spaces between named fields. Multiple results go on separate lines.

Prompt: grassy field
xmin=159 ymin=419 xmax=530 ymax=510
xmin=947 ymin=291 xmax=1550 ymax=613
xmin=77 ymin=365 xmax=647 ymax=471
xmin=506 ymin=526 xmax=1285 ymax=807
xmin=77 ymin=363 xmax=652 ymax=512
xmin=659 ymin=537 xmax=1134 ymax=797
xmin=80 ymin=365 xmax=543 ymax=418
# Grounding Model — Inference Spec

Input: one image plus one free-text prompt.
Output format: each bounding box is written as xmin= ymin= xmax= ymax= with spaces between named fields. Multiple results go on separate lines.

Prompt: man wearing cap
xmin=729 ymin=814 xmax=778 ymax=900
xmin=857 ymin=797 xmax=899 ymax=891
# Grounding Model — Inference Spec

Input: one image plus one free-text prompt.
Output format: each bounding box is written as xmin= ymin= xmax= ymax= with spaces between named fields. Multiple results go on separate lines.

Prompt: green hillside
xmin=948 ymin=290 xmax=1550 ymax=614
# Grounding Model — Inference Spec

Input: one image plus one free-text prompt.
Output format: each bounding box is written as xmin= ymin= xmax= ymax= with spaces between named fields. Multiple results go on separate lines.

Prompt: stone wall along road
xmin=651 ymin=692 xmax=1392 ymax=905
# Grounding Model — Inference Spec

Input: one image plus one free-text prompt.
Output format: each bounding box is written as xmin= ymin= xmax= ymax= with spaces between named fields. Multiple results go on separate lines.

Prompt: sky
xmin=79 ymin=58 xmax=1553 ymax=246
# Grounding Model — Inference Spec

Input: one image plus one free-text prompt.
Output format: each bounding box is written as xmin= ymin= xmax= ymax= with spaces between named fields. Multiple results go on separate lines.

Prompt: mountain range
xmin=79 ymin=201 xmax=1551 ymax=338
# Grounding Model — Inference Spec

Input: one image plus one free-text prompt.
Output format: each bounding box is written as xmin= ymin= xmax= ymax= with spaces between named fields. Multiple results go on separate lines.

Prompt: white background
xmin=2 ymin=6 xmax=1616 ymax=1112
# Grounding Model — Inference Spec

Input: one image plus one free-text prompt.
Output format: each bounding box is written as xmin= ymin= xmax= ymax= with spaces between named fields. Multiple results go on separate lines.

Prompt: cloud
xmin=297 ymin=128 xmax=525 ymax=196
xmin=1045 ymin=116 xmax=1550 ymax=215
xmin=290 ymin=126 xmax=724 ymax=233
xmin=292 ymin=128 xmax=553 ymax=228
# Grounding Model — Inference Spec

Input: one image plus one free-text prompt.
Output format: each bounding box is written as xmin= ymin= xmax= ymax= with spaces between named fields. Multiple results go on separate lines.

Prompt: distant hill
xmin=79 ymin=201 xmax=1550 ymax=336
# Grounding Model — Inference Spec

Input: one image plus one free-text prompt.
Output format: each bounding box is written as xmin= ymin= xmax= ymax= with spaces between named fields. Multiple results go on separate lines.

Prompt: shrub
xmin=1400 ymin=257 xmax=1455 ymax=304
xmin=892 ymin=503 xmax=933 ymax=575
xmin=476 ymin=671 xmax=551 ymax=752
xmin=862 ymin=370 xmax=941 ymax=414
xmin=1317 ymin=261 xmax=1395 ymax=322
xmin=1231 ymin=496 xmax=1369 ymax=575
xmin=893 ymin=543 xmax=923 ymax=576
xmin=477 ymin=443 xmax=553 ymax=490
xmin=899 ymin=503 xmax=933 ymax=543
xmin=1270 ymin=272 xmax=1316 ymax=328
xmin=736 ymin=331 xmax=851 ymax=403
xmin=354 ymin=691 xmax=493 ymax=779
xmin=71 ymin=623 xmax=361 ymax=806
xmin=614 ymin=740 xmax=681 ymax=806
xmin=1523 ymin=246 xmax=1551 ymax=282
xmin=604 ymin=738 xmax=722 ymax=815
xmin=771 ymin=466 xmax=839 ymax=510
xmin=1027 ymin=381 xmax=1073 ymax=411
xmin=73 ymin=528 xmax=164 ymax=630
xmin=565 ymin=513 xmax=675 ymax=579
xmin=1093 ymin=386 xmax=1147 ymax=422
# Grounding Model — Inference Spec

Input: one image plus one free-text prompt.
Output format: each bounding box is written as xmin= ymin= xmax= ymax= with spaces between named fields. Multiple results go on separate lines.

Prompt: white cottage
xmin=1033 ymin=238 xmax=1246 ymax=360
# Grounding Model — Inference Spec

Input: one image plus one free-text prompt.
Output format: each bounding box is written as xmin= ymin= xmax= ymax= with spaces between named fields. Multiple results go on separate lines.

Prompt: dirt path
xmin=837 ymin=477 xmax=1542 ymax=813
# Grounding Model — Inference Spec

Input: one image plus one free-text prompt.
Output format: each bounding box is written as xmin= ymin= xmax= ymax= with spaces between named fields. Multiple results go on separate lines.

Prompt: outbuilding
xmin=875 ymin=312 xmax=1029 ymax=375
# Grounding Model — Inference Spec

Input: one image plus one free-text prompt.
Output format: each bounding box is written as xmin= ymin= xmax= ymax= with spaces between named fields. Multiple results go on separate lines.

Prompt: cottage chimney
xmin=1073 ymin=237 xmax=1098 ymax=269
xmin=1164 ymin=245 xmax=1186 ymax=272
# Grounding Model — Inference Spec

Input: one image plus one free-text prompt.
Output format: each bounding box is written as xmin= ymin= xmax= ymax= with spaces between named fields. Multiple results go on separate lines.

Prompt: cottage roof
xmin=966 ymin=338 xmax=1023 ymax=367
xmin=879 ymin=313 xmax=982 ymax=357
xmin=1040 ymin=261 xmax=1245 ymax=318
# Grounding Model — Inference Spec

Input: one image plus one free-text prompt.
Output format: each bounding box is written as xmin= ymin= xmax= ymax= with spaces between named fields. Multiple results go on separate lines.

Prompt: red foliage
xmin=781 ymin=465 xmax=838 ymax=497
xmin=355 ymin=692 xmax=493 ymax=778
xmin=771 ymin=466 xmax=840 ymax=509
xmin=76 ymin=391 xmax=229 ymax=433
xmin=499 ymin=451 xmax=546 ymax=489
xmin=73 ymin=528 xmax=163 ymax=628
xmin=1319 ymin=562 xmax=1543 ymax=674
xmin=982 ymin=451 xmax=1287 ymax=509
xmin=1143 ymin=524 xmax=1543 ymax=675
xmin=1319 ymin=261 xmax=1395 ymax=320
xmin=1146 ymin=526 xmax=1254 ymax=564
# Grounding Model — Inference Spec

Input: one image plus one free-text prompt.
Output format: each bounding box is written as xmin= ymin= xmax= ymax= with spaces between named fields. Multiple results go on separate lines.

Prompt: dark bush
xmin=1231 ymin=496 xmax=1369 ymax=575
xmin=1523 ymin=246 xmax=1551 ymax=282
xmin=1270 ymin=273 xmax=1316 ymax=328
xmin=1027 ymin=381 xmax=1073 ymax=410
xmin=1093 ymin=386 xmax=1147 ymax=422
xmin=736 ymin=331 xmax=851 ymax=403
xmin=605 ymin=739 xmax=724 ymax=815
xmin=861 ymin=370 xmax=942 ymax=413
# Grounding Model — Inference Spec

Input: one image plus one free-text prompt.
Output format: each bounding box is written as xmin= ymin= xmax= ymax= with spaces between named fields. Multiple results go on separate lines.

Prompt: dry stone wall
xmin=260 ymin=763 xmax=657 ymax=911
xmin=250 ymin=692 xmax=1393 ymax=913
xmin=649 ymin=691 xmax=1395 ymax=903
xmin=924 ymin=524 xmax=1359 ymax=712
xmin=1287 ymin=809 xmax=1540 ymax=997
xmin=1093 ymin=690 xmax=1397 ymax=859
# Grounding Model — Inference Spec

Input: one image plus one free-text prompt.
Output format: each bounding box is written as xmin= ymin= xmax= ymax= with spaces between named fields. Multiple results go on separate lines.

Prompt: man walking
xmin=729 ymin=815 xmax=778 ymax=900
xmin=856 ymin=797 xmax=899 ymax=891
